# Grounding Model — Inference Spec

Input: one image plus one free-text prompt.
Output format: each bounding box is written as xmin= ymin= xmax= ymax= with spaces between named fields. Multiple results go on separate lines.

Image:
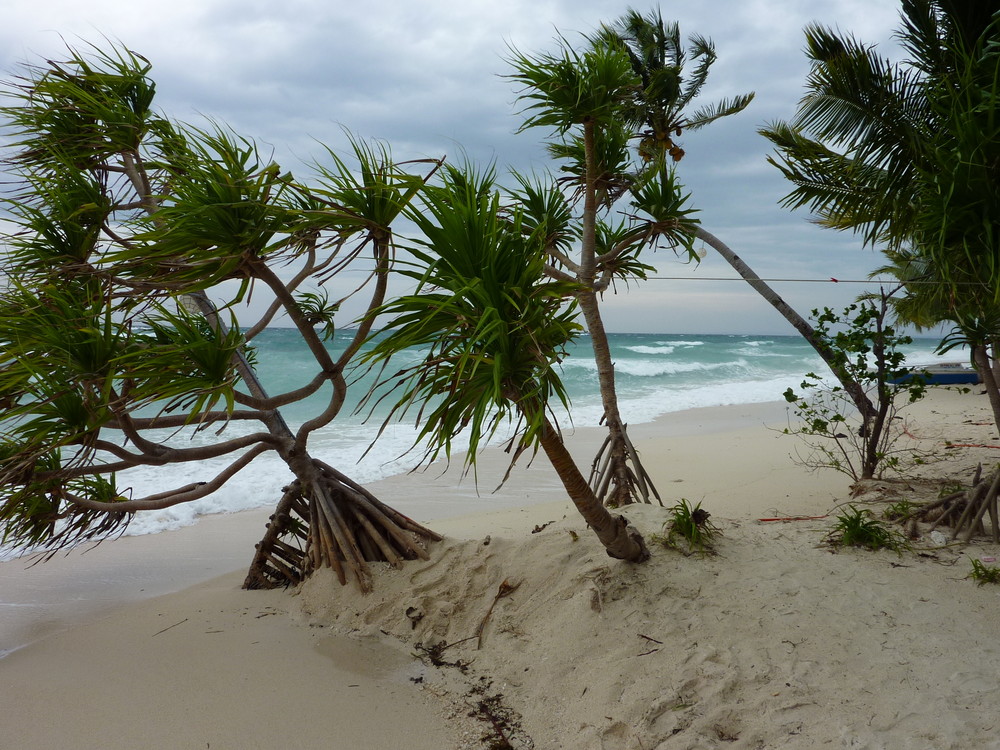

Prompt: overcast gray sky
xmin=3 ymin=0 xmax=910 ymax=335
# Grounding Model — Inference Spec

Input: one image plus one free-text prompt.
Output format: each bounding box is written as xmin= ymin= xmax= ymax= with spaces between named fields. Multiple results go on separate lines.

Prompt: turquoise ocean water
xmin=117 ymin=329 xmax=951 ymax=537
xmin=3 ymin=329 xmax=954 ymax=547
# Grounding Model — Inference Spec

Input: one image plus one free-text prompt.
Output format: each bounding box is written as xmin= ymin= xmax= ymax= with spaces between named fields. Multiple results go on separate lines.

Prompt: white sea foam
xmin=730 ymin=346 xmax=795 ymax=358
xmin=619 ymin=358 xmax=751 ymax=377
xmin=561 ymin=375 xmax=804 ymax=427
xmin=626 ymin=345 xmax=675 ymax=355
xmin=0 ymin=331 xmax=951 ymax=549
xmin=563 ymin=357 xmax=751 ymax=378
xmin=0 ymin=548 xmax=23 ymax=563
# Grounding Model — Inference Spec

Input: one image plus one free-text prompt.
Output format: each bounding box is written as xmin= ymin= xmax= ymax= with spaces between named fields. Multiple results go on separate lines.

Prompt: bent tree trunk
xmin=537 ymin=415 xmax=650 ymax=562
xmin=693 ymin=226 xmax=876 ymax=424
xmin=187 ymin=294 xmax=440 ymax=593
xmin=577 ymin=291 xmax=661 ymax=507
xmin=973 ymin=345 xmax=1000 ymax=438
xmin=991 ymin=339 xmax=1000 ymax=389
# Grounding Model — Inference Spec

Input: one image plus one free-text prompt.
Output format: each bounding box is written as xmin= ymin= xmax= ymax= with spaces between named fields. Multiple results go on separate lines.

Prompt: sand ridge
xmin=300 ymin=501 xmax=1000 ymax=749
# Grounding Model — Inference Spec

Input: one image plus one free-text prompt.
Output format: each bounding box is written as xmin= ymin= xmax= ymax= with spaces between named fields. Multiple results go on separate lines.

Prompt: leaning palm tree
xmin=760 ymin=0 xmax=1000 ymax=430
xmin=363 ymin=165 xmax=649 ymax=562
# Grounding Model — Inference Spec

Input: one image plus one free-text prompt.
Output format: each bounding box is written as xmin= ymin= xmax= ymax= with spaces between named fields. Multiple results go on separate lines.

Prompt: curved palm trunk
xmin=693 ymin=226 xmax=877 ymax=424
xmin=185 ymin=293 xmax=439 ymax=592
xmin=972 ymin=345 xmax=1000 ymax=438
xmin=537 ymin=415 xmax=650 ymax=562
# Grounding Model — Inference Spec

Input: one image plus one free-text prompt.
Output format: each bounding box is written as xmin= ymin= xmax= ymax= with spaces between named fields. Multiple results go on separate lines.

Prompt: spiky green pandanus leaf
xmin=124 ymin=304 xmax=245 ymax=418
xmin=308 ymin=133 xmax=431 ymax=239
xmin=506 ymin=37 xmax=640 ymax=135
xmin=2 ymin=43 xmax=161 ymax=169
xmin=105 ymin=127 xmax=302 ymax=290
xmin=364 ymin=166 xmax=581 ymax=469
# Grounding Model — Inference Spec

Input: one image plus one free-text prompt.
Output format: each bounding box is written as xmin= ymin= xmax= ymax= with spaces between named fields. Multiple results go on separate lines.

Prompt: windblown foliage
xmin=364 ymin=165 xmax=649 ymax=562
xmin=0 ymin=44 xmax=440 ymax=588
xmin=503 ymin=8 xmax=746 ymax=507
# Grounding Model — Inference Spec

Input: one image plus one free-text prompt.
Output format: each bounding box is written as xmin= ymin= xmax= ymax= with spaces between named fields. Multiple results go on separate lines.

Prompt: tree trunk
xmin=579 ymin=119 xmax=599 ymax=283
xmin=183 ymin=294 xmax=440 ymax=592
xmin=973 ymin=345 xmax=1000 ymax=438
xmin=861 ymin=299 xmax=892 ymax=480
xmin=991 ymin=340 xmax=1000 ymax=400
xmin=576 ymin=119 xmax=661 ymax=508
xmin=861 ymin=397 xmax=892 ymax=481
xmin=576 ymin=290 xmax=660 ymax=507
xmin=537 ymin=416 xmax=649 ymax=562
xmin=693 ymin=226 xmax=877 ymax=424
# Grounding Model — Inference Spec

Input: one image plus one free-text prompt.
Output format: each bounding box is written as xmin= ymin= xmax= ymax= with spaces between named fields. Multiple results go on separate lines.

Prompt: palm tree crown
xmin=365 ymin=165 xmax=581 ymax=468
xmin=594 ymin=8 xmax=754 ymax=162
xmin=760 ymin=0 xmax=1000 ymax=255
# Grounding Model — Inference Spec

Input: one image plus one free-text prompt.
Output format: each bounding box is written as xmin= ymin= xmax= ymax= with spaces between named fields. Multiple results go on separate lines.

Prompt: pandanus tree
xmin=0 ymin=44 xmax=440 ymax=591
xmin=760 ymin=0 xmax=1000 ymax=432
xmin=504 ymin=11 xmax=753 ymax=508
xmin=363 ymin=165 xmax=650 ymax=562
xmin=505 ymin=12 xmax=870 ymax=504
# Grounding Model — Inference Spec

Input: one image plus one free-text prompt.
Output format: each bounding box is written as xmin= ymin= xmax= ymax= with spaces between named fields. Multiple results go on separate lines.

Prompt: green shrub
xmin=969 ymin=558 xmax=1000 ymax=586
xmin=827 ymin=506 xmax=907 ymax=553
xmin=782 ymin=300 xmax=927 ymax=481
xmin=652 ymin=499 xmax=719 ymax=555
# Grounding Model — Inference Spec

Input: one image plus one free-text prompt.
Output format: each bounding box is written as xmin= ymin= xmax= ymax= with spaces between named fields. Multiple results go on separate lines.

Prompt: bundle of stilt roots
xmin=905 ymin=464 xmax=1000 ymax=543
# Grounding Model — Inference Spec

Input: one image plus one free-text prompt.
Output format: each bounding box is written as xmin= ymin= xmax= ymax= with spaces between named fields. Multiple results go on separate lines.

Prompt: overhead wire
xmin=643 ymin=276 xmax=988 ymax=285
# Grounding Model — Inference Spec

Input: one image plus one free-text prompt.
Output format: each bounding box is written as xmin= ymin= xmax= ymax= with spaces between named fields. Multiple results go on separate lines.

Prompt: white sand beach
xmin=2 ymin=388 xmax=1000 ymax=749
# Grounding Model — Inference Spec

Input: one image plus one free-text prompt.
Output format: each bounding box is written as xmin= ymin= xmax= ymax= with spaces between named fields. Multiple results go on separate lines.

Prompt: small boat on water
xmin=892 ymin=362 xmax=982 ymax=385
